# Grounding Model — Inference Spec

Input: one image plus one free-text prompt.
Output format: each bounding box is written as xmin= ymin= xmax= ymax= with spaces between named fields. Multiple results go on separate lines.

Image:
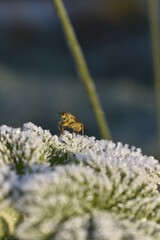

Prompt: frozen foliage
xmin=0 ymin=122 xmax=159 ymax=178
xmin=0 ymin=123 xmax=54 ymax=173
xmin=15 ymin=165 xmax=160 ymax=240
xmin=52 ymin=131 xmax=160 ymax=182
xmin=0 ymin=165 xmax=20 ymax=238
xmin=0 ymin=123 xmax=159 ymax=239
xmin=16 ymin=211 xmax=160 ymax=240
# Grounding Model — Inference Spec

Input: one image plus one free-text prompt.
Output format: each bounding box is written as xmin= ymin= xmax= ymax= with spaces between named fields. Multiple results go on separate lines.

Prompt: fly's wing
xmin=68 ymin=114 xmax=79 ymax=123
xmin=74 ymin=117 xmax=79 ymax=123
xmin=72 ymin=117 xmax=87 ymax=134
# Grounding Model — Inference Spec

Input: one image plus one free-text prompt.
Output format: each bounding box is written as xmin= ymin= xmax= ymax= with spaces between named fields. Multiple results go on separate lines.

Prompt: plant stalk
xmin=53 ymin=0 xmax=111 ymax=140
xmin=148 ymin=0 xmax=160 ymax=153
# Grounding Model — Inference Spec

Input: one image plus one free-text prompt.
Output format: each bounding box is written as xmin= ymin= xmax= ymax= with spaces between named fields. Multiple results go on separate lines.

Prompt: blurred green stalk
xmin=148 ymin=0 xmax=160 ymax=153
xmin=53 ymin=0 xmax=111 ymax=140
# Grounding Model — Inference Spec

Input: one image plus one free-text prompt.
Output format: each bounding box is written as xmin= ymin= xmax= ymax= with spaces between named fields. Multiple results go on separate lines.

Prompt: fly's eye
xmin=61 ymin=112 xmax=66 ymax=118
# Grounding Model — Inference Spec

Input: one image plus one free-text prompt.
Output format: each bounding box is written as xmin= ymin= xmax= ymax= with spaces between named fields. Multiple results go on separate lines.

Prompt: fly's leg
xmin=72 ymin=131 xmax=76 ymax=138
xmin=58 ymin=125 xmax=62 ymax=134
xmin=61 ymin=126 xmax=65 ymax=135
xmin=81 ymin=124 xmax=84 ymax=135
xmin=58 ymin=124 xmax=64 ymax=135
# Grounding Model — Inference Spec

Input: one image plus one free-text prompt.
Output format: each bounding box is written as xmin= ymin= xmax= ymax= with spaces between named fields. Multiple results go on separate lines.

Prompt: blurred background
xmin=0 ymin=0 xmax=158 ymax=156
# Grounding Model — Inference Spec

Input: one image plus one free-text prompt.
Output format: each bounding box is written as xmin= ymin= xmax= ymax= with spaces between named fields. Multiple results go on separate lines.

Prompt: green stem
xmin=53 ymin=0 xmax=111 ymax=140
xmin=148 ymin=0 xmax=160 ymax=154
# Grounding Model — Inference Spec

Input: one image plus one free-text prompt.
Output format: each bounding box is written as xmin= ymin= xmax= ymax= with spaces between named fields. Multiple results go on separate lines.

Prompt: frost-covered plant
xmin=0 ymin=165 xmax=21 ymax=239
xmin=0 ymin=123 xmax=54 ymax=173
xmin=0 ymin=123 xmax=160 ymax=239
xmin=0 ymin=122 xmax=159 ymax=179
xmin=15 ymin=165 xmax=160 ymax=240
xmin=0 ymin=163 xmax=53 ymax=239
xmin=16 ymin=210 xmax=160 ymax=240
xmin=51 ymin=132 xmax=160 ymax=182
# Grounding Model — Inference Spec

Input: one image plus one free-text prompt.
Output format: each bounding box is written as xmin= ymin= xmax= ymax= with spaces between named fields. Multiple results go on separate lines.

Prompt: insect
xmin=58 ymin=112 xmax=86 ymax=135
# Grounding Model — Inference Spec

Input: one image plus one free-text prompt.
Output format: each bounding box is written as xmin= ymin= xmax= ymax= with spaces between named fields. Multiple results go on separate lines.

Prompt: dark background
xmin=0 ymin=0 xmax=157 ymax=156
